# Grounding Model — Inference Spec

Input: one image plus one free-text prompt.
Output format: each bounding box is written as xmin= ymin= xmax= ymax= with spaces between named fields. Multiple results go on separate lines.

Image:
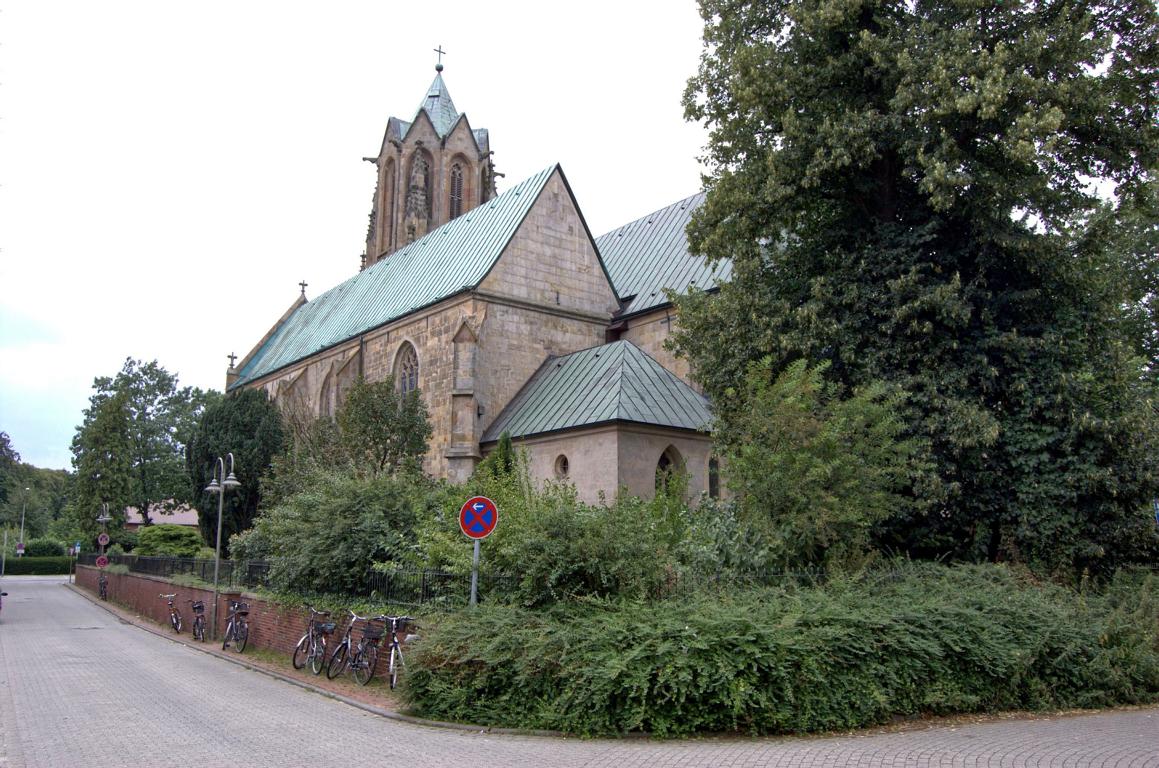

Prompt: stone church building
xmin=228 ymin=65 xmax=730 ymax=504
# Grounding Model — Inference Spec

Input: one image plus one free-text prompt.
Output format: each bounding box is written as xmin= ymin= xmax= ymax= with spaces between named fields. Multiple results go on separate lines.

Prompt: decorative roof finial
xmin=299 ymin=280 xmax=308 ymax=297
xmin=434 ymin=44 xmax=445 ymax=72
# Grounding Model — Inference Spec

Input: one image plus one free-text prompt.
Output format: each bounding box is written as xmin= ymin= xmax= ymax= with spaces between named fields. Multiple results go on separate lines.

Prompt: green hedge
xmin=3 ymin=556 xmax=72 ymax=575
xmin=404 ymin=564 xmax=1159 ymax=736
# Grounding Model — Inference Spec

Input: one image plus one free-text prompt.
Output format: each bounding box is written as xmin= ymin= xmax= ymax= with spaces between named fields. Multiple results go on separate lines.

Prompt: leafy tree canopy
xmin=676 ymin=0 xmax=1159 ymax=574
xmin=71 ymin=358 xmax=213 ymax=533
xmin=722 ymin=359 xmax=926 ymax=570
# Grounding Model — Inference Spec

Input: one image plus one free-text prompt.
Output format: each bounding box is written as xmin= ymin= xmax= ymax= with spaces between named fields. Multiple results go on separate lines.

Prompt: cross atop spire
xmin=434 ymin=45 xmax=445 ymax=72
xmin=227 ymin=352 xmax=238 ymax=368
xmin=299 ymin=280 xmax=308 ymax=296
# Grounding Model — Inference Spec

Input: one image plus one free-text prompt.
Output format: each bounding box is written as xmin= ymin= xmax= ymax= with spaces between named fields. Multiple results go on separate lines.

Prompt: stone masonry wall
xmin=619 ymin=308 xmax=699 ymax=390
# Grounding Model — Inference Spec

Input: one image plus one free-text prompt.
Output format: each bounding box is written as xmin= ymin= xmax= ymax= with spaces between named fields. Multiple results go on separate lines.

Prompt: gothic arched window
xmin=395 ymin=342 xmax=419 ymax=396
xmin=449 ymin=163 xmax=464 ymax=219
xmin=656 ymin=445 xmax=684 ymax=493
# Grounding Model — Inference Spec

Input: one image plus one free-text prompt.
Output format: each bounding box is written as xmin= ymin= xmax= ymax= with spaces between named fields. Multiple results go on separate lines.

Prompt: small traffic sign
xmin=97 ymin=533 xmax=110 ymax=547
xmin=95 ymin=555 xmax=109 ymax=569
xmin=459 ymin=496 xmax=498 ymax=540
xmin=16 ymin=542 xmax=24 ymax=555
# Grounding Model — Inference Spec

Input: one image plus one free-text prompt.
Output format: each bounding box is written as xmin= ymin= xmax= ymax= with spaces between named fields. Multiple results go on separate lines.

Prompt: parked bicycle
xmin=384 ymin=615 xmax=417 ymax=690
xmin=221 ymin=600 xmax=249 ymax=653
xmin=292 ymin=605 xmax=335 ymax=675
xmin=188 ymin=599 xmax=206 ymax=642
xmin=326 ymin=610 xmax=387 ymax=685
xmin=159 ymin=593 xmax=182 ymax=633
xmin=97 ymin=573 xmax=108 ymax=601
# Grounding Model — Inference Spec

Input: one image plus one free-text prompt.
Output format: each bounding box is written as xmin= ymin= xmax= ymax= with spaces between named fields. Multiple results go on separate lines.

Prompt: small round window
xmin=554 ymin=454 xmax=570 ymax=479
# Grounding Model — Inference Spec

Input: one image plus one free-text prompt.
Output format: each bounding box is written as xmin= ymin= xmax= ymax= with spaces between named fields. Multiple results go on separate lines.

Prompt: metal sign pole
xmin=470 ymin=539 xmax=481 ymax=607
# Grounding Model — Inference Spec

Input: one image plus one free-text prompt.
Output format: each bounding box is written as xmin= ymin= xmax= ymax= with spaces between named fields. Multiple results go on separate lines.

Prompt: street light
xmin=18 ymin=487 xmax=29 ymax=557
xmin=204 ymin=453 xmax=241 ymax=639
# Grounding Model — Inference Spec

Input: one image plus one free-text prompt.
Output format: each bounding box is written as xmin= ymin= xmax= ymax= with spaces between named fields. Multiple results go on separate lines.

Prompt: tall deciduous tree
xmin=71 ymin=359 xmax=212 ymax=530
xmin=186 ymin=388 xmax=284 ymax=555
xmin=337 ymin=376 xmax=432 ymax=477
xmin=676 ymin=0 xmax=1159 ymax=573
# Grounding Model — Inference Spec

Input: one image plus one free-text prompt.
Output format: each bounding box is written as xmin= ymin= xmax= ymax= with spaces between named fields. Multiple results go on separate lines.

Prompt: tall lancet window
xmin=449 ymin=163 xmax=464 ymax=219
xmin=395 ymin=342 xmax=419 ymax=396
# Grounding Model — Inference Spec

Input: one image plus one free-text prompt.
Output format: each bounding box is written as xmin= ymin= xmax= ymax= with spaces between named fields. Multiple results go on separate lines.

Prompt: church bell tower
xmin=362 ymin=53 xmax=497 ymax=269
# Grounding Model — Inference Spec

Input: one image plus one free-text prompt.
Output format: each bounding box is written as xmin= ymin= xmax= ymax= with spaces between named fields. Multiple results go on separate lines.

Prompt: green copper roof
xmin=482 ymin=341 xmax=712 ymax=441
xmin=596 ymin=191 xmax=732 ymax=317
xmin=232 ymin=164 xmax=558 ymax=388
xmin=415 ymin=72 xmax=460 ymax=137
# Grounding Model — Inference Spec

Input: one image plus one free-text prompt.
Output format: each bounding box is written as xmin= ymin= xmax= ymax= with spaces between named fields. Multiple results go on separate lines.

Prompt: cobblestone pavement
xmin=1 ymin=576 xmax=1156 ymax=768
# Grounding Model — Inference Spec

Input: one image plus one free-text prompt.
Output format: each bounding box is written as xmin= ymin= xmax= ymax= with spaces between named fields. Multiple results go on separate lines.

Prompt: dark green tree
xmin=69 ymin=387 xmax=132 ymax=543
xmin=0 ymin=431 xmax=19 ymax=506
xmin=676 ymin=0 xmax=1159 ymax=574
xmin=186 ymin=388 xmax=284 ymax=554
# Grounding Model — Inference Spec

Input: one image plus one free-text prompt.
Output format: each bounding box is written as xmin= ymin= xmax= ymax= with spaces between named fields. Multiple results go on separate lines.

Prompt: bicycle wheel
xmin=292 ymin=634 xmax=309 ymax=669
xmin=309 ymin=635 xmax=328 ymax=675
xmin=193 ymin=616 xmax=205 ymax=642
xmin=171 ymin=611 xmax=182 ymax=633
xmin=235 ymin=621 xmax=248 ymax=653
xmin=326 ymin=642 xmax=348 ymax=679
xmin=222 ymin=620 xmax=234 ymax=651
xmin=354 ymin=646 xmax=378 ymax=686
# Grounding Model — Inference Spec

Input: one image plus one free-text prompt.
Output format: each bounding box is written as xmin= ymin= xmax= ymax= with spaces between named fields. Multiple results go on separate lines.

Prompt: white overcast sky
xmin=0 ymin=1 xmax=710 ymax=470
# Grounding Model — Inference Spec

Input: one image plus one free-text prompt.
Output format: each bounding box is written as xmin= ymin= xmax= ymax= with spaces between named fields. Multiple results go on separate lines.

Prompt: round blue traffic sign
xmin=459 ymin=496 xmax=498 ymax=540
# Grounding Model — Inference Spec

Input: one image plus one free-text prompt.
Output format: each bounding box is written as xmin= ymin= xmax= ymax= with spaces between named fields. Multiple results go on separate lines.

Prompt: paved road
xmin=1 ymin=576 xmax=1156 ymax=768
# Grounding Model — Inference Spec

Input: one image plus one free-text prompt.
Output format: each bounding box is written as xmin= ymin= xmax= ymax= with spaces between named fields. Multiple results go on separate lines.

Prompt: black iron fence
xmin=77 ymin=554 xmax=271 ymax=590
xmin=77 ymin=553 xmax=514 ymax=607
xmin=367 ymin=567 xmax=519 ymax=607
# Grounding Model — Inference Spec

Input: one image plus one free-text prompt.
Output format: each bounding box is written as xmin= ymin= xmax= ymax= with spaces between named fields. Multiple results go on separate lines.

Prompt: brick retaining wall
xmin=76 ymin=565 xmax=309 ymax=653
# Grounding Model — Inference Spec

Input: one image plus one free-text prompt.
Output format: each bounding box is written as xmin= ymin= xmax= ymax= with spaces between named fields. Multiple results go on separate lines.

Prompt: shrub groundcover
xmin=404 ymin=564 xmax=1159 ymax=737
xmin=3 ymin=556 xmax=72 ymax=575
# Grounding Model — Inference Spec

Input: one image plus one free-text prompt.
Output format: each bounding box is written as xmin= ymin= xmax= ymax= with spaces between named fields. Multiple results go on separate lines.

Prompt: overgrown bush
xmin=413 ymin=455 xmax=709 ymax=605
xmin=23 ymin=538 xmax=66 ymax=557
xmin=234 ymin=471 xmax=443 ymax=594
xmin=135 ymin=524 xmax=203 ymax=557
xmin=405 ymin=563 xmax=1159 ymax=736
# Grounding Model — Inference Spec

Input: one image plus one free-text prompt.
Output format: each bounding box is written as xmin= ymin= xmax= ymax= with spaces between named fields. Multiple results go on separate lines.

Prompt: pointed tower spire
xmin=362 ymin=51 xmax=496 ymax=269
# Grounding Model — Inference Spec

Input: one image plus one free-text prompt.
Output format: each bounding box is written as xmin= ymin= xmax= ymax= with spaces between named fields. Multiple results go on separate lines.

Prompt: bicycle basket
xmin=190 ymin=601 xmax=205 ymax=613
xmin=233 ymin=602 xmax=250 ymax=615
xmin=360 ymin=623 xmax=384 ymax=641
xmin=318 ymin=622 xmax=337 ymax=634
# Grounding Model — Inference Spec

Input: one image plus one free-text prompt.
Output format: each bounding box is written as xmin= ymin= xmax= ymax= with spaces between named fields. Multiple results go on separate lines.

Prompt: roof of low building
xmin=596 ymin=191 xmax=732 ymax=317
xmin=125 ymin=503 xmax=200 ymax=527
xmin=232 ymin=164 xmax=559 ymax=388
xmin=482 ymin=340 xmax=712 ymax=442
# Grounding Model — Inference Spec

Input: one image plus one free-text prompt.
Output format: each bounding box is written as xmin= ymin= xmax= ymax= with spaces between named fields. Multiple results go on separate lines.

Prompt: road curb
xmin=65 ymin=582 xmax=561 ymax=738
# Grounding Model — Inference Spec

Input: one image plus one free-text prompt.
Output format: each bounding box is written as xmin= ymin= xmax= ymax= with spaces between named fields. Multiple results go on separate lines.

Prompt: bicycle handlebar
xmin=159 ymin=593 xmax=177 ymax=600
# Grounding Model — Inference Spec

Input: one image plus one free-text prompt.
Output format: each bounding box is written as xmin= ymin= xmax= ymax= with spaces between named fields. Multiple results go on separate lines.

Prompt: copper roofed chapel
xmin=228 ymin=63 xmax=731 ymax=503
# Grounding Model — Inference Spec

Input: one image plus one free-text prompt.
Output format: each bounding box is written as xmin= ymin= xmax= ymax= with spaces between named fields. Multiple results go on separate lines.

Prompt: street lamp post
xmin=204 ymin=453 xmax=241 ymax=640
xmin=18 ymin=487 xmax=29 ymax=557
